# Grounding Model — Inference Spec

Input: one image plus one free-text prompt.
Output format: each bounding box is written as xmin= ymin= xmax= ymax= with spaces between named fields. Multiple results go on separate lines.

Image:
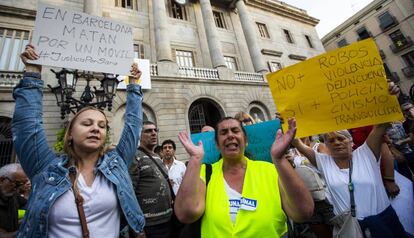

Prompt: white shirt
xmin=316 ymin=143 xmax=390 ymax=219
xmin=48 ymin=172 xmax=120 ymax=238
xmin=166 ymin=159 xmax=186 ymax=195
xmin=224 ymin=179 xmax=242 ymax=224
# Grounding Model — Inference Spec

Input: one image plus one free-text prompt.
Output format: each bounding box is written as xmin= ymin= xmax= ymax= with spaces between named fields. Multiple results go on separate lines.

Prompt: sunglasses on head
xmin=242 ymin=118 xmax=252 ymax=123
xmin=143 ymin=128 xmax=158 ymax=133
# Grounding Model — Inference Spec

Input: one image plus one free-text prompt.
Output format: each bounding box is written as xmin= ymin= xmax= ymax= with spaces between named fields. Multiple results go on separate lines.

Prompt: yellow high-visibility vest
xmin=200 ymin=157 xmax=287 ymax=238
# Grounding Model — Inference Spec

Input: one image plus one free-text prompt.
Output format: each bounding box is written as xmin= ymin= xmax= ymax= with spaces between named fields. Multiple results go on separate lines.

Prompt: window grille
xmin=283 ymin=29 xmax=294 ymax=43
xmin=257 ymin=23 xmax=270 ymax=38
xmin=115 ymin=0 xmax=137 ymax=10
xmin=224 ymin=56 xmax=238 ymax=70
xmin=213 ymin=11 xmax=226 ymax=29
xmin=176 ymin=50 xmax=194 ymax=67
xmin=189 ymin=104 xmax=205 ymax=133
xmin=0 ymin=28 xmax=31 ymax=71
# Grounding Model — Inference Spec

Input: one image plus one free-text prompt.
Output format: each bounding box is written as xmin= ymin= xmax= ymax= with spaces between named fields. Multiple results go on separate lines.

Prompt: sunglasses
xmin=3 ymin=177 xmax=27 ymax=188
xmin=143 ymin=128 xmax=159 ymax=133
xmin=242 ymin=118 xmax=252 ymax=123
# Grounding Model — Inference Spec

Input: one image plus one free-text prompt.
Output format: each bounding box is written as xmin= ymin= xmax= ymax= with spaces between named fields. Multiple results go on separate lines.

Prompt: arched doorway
xmin=188 ymin=98 xmax=224 ymax=133
xmin=248 ymin=101 xmax=270 ymax=123
xmin=0 ymin=116 xmax=15 ymax=166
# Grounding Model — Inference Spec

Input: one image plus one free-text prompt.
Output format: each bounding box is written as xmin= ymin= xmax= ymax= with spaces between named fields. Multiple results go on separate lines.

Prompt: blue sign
xmin=190 ymin=120 xmax=281 ymax=164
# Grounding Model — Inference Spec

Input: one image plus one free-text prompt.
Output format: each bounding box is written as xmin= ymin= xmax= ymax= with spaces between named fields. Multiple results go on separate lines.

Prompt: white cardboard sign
xmin=30 ymin=2 xmax=134 ymax=75
xmin=117 ymin=59 xmax=151 ymax=90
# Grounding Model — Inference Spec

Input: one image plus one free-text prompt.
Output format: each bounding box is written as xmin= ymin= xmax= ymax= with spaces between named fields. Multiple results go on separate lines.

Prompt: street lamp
xmin=48 ymin=68 xmax=121 ymax=119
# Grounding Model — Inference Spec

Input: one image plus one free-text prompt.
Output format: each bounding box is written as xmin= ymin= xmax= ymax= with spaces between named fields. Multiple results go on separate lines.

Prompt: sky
xmin=281 ymin=0 xmax=374 ymax=38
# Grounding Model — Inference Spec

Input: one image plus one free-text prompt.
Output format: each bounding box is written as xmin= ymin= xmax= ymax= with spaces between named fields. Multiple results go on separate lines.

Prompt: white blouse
xmin=48 ymin=172 xmax=120 ymax=238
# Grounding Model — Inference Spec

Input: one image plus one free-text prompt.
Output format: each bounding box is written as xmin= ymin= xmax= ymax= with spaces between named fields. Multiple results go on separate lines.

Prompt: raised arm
xmin=381 ymin=143 xmax=400 ymax=198
xmin=12 ymin=45 xmax=55 ymax=179
xmin=271 ymin=118 xmax=314 ymax=222
xmin=366 ymin=81 xmax=399 ymax=159
xmin=174 ymin=132 xmax=206 ymax=223
xmin=115 ymin=63 xmax=143 ymax=166
xmin=291 ymin=138 xmax=317 ymax=166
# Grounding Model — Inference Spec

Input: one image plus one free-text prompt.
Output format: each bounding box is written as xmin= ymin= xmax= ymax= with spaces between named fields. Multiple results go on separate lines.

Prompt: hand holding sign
xmin=267 ymin=39 xmax=403 ymax=138
xmin=30 ymin=3 xmax=134 ymax=74
xmin=129 ymin=63 xmax=142 ymax=85
xmin=20 ymin=44 xmax=41 ymax=73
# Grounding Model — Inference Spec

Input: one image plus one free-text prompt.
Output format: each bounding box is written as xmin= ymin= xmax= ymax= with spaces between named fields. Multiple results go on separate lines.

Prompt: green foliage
xmin=53 ymin=128 xmax=66 ymax=152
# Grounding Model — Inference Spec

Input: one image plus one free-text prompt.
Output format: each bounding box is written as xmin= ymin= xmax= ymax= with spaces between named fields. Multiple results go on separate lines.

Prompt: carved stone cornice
xmin=288 ymin=54 xmax=306 ymax=61
xmin=243 ymin=0 xmax=319 ymax=26
xmin=0 ymin=5 xmax=36 ymax=20
xmin=261 ymin=49 xmax=283 ymax=57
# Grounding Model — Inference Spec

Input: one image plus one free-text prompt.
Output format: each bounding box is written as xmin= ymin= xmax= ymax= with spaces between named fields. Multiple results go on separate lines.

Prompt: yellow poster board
xmin=267 ymin=39 xmax=403 ymax=138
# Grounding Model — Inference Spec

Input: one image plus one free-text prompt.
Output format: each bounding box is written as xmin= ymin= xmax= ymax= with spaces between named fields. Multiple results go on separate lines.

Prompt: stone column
xmin=199 ymin=0 xmax=226 ymax=68
xmin=153 ymin=0 xmax=173 ymax=61
xmin=84 ymin=0 xmax=102 ymax=16
xmin=236 ymin=0 xmax=267 ymax=73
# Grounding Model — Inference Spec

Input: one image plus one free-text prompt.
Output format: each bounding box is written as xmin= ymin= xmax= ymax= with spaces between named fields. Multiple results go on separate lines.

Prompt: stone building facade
xmin=322 ymin=0 xmax=414 ymax=94
xmin=0 ymin=0 xmax=324 ymax=161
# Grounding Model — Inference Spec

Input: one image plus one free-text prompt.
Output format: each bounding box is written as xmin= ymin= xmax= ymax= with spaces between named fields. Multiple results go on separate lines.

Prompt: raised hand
xmin=387 ymin=80 xmax=399 ymax=96
xmin=271 ymin=118 xmax=297 ymax=162
xmin=178 ymin=131 xmax=204 ymax=162
xmin=129 ymin=63 xmax=142 ymax=85
xmin=20 ymin=44 xmax=41 ymax=73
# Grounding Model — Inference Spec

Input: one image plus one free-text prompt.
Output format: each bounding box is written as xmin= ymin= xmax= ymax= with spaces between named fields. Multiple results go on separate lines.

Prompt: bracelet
xmin=383 ymin=176 xmax=395 ymax=182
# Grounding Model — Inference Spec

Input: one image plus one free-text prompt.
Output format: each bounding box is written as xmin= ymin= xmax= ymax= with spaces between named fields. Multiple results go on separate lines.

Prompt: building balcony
xmin=1 ymin=65 xmax=265 ymax=89
xmin=390 ymin=36 xmax=413 ymax=53
xmin=380 ymin=16 xmax=398 ymax=32
xmin=357 ymin=32 xmax=373 ymax=41
xmin=402 ymin=66 xmax=414 ymax=78
xmin=0 ymin=71 xmax=23 ymax=88
xmin=178 ymin=66 xmax=219 ymax=79
xmin=177 ymin=66 xmax=265 ymax=82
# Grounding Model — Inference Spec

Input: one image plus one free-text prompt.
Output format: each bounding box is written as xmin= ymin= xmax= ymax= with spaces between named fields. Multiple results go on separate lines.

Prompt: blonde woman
xmin=12 ymin=45 xmax=145 ymax=237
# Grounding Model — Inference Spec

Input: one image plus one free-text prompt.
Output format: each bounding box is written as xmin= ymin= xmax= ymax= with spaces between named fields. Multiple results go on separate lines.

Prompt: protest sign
xmin=190 ymin=120 xmax=280 ymax=164
xmin=117 ymin=59 xmax=151 ymax=90
xmin=30 ymin=3 xmax=134 ymax=75
xmin=267 ymin=39 xmax=403 ymax=138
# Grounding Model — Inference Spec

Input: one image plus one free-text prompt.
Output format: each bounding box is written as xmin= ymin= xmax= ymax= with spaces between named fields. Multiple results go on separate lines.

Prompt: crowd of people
xmin=0 ymin=45 xmax=413 ymax=238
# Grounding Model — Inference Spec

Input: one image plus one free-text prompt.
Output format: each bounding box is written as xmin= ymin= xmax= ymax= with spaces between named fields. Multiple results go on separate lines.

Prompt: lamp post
xmin=48 ymin=68 xmax=121 ymax=119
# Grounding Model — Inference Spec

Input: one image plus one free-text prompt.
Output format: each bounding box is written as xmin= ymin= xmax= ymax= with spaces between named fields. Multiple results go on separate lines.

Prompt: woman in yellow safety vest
xmin=175 ymin=117 xmax=314 ymax=237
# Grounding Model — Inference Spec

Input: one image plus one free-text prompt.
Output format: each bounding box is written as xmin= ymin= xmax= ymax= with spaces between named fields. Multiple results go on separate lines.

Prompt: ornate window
xmin=257 ymin=23 xmax=270 ymax=38
xmin=337 ymin=38 xmax=348 ymax=48
xmin=283 ymin=29 xmax=294 ymax=44
xmin=305 ymin=35 xmax=314 ymax=48
xmin=170 ymin=0 xmax=187 ymax=20
xmin=115 ymin=0 xmax=138 ymax=10
xmin=213 ymin=11 xmax=226 ymax=29
xmin=378 ymin=11 xmax=397 ymax=31
xmin=268 ymin=61 xmax=282 ymax=72
xmin=134 ymin=44 xmax=145 ymax=59
xmin=356 ymin=27 xmax=371 ymax=40
xmin=0 ymin=28 xmax=31 ymax=71
xmin=248 ymin=102 xmax=270 ymax=122
xmin=224 ymin=56 xmax=238 ymax=70
xmin=188 ymin=99 xmax=224 ymax=134
xmin=175 ymin=50 xmax=194 ymax=67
